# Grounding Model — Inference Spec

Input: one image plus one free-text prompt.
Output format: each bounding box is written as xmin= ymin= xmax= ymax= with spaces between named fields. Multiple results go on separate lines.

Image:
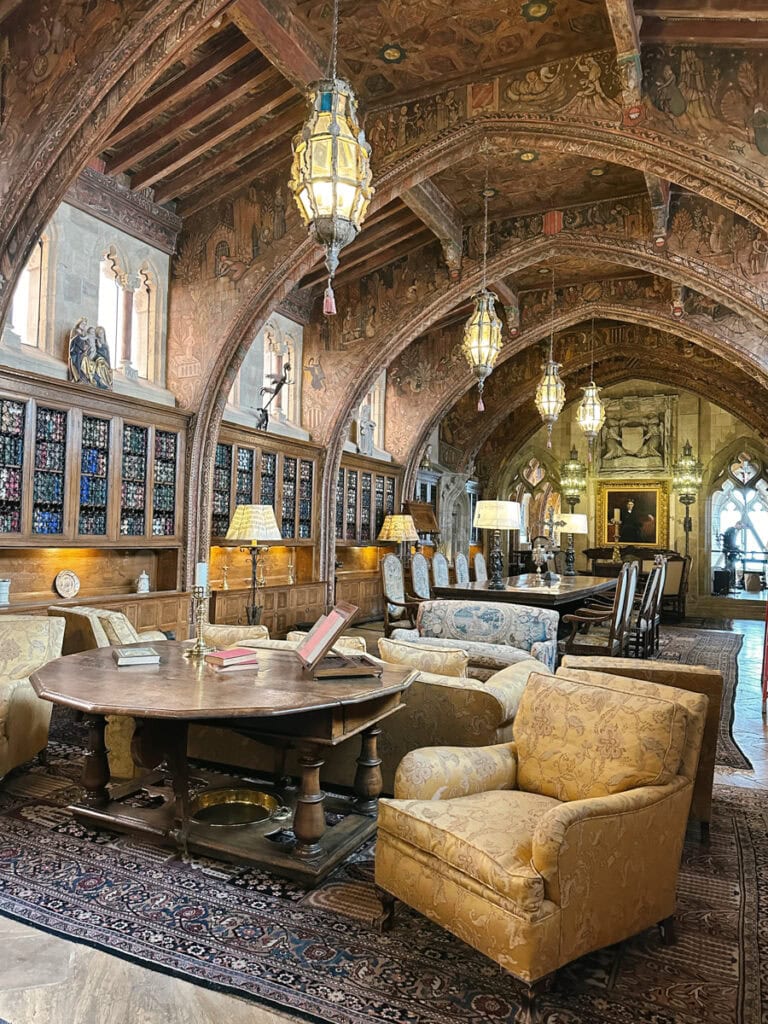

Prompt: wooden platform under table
xmin=31 ymin=642 xmax=415 ymax=886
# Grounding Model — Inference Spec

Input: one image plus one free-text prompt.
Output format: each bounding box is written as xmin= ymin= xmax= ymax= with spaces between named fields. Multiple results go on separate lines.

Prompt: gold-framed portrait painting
xmin=596 ymin=480 xmax=669 ymax=548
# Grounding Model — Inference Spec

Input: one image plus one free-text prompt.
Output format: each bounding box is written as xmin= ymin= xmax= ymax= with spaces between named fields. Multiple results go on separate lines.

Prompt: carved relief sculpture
xmin=68 ymin=317 xmax=113 ymax=391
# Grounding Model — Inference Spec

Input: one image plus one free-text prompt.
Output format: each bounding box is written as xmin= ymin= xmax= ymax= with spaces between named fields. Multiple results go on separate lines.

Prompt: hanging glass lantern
xmin=672 ymin=440 xmax=703 ymax=501
xmin=560 ymin=446 xmax=587 ymax=511
xmin=288 ymin=0 xmax=373 ymax=315
xmin=535 ymin=357 xmax=565 ymax=447
xmin=535 ymin=265 xmax=565 ymax=446
xmin=576 ymin=381 xmax=605 ymax=455
xmin=462 ymin=289 xmax=503 ymax=412
xmin=462 ymin=183 xmax=503 ymax=412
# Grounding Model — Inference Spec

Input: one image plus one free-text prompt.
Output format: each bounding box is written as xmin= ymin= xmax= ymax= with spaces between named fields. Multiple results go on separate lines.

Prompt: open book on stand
xmin=294 ymin=602 xmax=382 ymax=679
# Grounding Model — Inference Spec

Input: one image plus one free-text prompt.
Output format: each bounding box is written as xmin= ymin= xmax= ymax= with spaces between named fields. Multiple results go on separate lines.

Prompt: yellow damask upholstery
xmin=188 ymin=639 xmax=546 ymax=794
xmin=514 ymin=671 xmax=688 ymax=801
xmin=558 ymin=656 xmax=722 ymax=828
xmin=376 ymin=670 xmax=708 ymax=990
xmin=377 ymin=636 xmax=469 ymax=677
xmin=202 ymin=623 xmax=270 ymax=647
xmin=0 ymin=616 xmax=64 ymax=780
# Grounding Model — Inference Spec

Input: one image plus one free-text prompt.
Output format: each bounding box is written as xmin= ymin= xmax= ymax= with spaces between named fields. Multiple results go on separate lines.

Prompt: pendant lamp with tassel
xmin=288 ymin=0 xmax=374 ymax=315
xmin=462 ymin=184 xmax=503 ymax=412
xmin=534 ymin=265 xmax=565 ymax=447
xmin=576 ymin=317 xmax=605 ymax=459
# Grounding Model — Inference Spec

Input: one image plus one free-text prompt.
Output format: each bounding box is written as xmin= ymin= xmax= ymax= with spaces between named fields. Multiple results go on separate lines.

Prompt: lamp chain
xmin=549 ymin=264 xmax=555 ymax=360
xmin=482 ymin=169 xmax=489 ymax=292
xmin=590 ymin=316 xmax=595 ymax=380
xmin=329 ymin=0 xmax=339 ymax=80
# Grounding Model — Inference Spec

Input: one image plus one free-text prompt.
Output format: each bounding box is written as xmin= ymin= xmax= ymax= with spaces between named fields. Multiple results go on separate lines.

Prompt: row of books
xmin=112 ymin=645 xmax=260 ymax=673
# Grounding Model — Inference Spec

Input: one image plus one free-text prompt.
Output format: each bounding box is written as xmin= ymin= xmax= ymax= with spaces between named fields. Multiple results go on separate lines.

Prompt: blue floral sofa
xmin=391 ymin=599 xmax=559 ymax=680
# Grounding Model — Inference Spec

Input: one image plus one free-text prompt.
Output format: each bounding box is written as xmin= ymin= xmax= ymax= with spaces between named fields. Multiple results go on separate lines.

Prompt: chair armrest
xmin=530 ymin=638 xmax=557 ymax=671
xmin=394 ymin=742 xmax=517 ymax=800
xmin=137 ymin=630 xmax=168 ymax=642
xmin=531 ymin=777 xmax=690 ymax=904
xmin=386 ymin=597 xmax=419 ymax=609
xmin=389 ymin=627 xmax=419 ymax=642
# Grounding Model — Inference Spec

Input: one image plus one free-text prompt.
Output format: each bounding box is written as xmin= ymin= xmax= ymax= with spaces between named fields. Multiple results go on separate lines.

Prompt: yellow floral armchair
xmin=375 ymin=670 xmax=708 ymax=1022
xmin=0 ymin=616 xmax=64 ymax=780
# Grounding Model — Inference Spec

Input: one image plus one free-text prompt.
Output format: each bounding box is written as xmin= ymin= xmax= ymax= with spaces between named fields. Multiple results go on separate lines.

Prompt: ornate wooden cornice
xmin=64 ymin=168 xmax=182 ymax=255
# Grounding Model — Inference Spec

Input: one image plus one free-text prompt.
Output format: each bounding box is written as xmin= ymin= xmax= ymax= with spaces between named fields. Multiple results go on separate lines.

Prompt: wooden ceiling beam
xmin=132 ymin=79 xmax=296 ymax=191
xmin=106 ymin=37 xmax=256 ymax=151
xmin=230 ymin=0 xmax=328 ymax=90
xmin=153 ymin=100 xmax=303 ymax=203
xmin=301 ymin=211 xmax=422 ymax=288
xmin=493 ymin=278 xmax=521 ymax=335
xmin=177 ymin=140 xmax=291 ymax=218
xmin=0 ymin=0 xmax=24 ymax=26
xmin=644 ymin=173 xmax=671 ymax=247
xmin=604 ymin=0 xmax=643 ymax=119
xmin=108 ymin=59 xmax=275 ymax=175
xmin=331 ymin=231 xmax=434 ymax=291
xmin=635 ymin=1 xmax=768 ymax=18
xmin=401 ymin=180 xmax=463 ymax=280
xmin=640 ymin=17 xmax=768 ymax=42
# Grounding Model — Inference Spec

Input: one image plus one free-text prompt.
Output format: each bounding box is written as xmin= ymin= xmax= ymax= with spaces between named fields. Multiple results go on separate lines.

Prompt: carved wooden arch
xmin=0 ymin=0 xmax=230 ymax=329
xmin=477 ymin=361 xmax=768 ymax=498
xmin=189 ymin=113 xmax=768 ymax=588
xmin=399 ymin=303 xmax=768 ymax=500
xmin=372 ymin=115 xmax=768 ymax=230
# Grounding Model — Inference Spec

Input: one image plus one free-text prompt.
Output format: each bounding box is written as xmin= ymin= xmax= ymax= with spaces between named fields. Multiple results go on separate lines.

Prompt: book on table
xmin=204 ymin=647 xmax=260 ymax=669
xmin=112 ymin=646 xmax=161 ymax=666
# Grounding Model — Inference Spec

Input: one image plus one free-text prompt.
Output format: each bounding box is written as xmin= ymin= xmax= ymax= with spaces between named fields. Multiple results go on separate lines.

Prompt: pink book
xmin=204 ymin=647 xmax=260 ymax=667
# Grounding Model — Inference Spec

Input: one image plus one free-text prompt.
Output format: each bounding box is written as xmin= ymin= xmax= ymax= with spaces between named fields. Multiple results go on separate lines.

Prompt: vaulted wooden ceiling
xmin=88 ymin=0 xmax=765 ymax=303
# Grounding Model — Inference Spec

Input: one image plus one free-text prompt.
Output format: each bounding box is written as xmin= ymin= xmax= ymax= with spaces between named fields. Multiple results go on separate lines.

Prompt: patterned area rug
xmin=656 ymin=627 xmax=750 ymax=770
xmin=675 ymin=617 xmax=734 ymax=631
xmin=0 ymin=737 xmax=766 ymax=1024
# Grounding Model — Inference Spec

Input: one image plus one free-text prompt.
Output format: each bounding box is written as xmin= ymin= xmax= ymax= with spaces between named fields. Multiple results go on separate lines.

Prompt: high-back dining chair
xmin=661 ymin=555 xmax=691 ymax=621
xmin=431 ymin=552 xmax=449 ymax=589
xmin=559 ymin=562 xmax=631 ymax=659
xmin=454 ymin=552 xmax=470 ymax=586
xmin=628 ymin=563 xmax=662 ymax=658
xmin=473 ymin=552 xmax=488 ymax=582
xmin=410 ymin=552 xmax=431 ymax=601
xmin=381 ymin=553 xmax=421 ymax=638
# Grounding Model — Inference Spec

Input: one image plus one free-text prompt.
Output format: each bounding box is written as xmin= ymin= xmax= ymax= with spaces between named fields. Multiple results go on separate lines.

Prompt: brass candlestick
xmin=186 ymin=585 xmax=213 ymax=660
xmin=222 ymin=563 xmax=230 ymax=590
xmin=610 ymin=514 xmax=622 ymax=563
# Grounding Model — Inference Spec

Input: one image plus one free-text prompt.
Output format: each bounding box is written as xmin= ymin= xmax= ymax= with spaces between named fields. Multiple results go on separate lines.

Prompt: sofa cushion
xmin=379 ymin=790 xmax=561 ymax=913
xmin=202 ymin=624 xmax=270 ymax=648
xmin=377 ymin=637 xmax=468 ymax=677
xmin=417 ymin=600 xmax=558 ymax=650
xmin=97 ymin=611 xmax=140 ymax=646
xmin=514 ymin=671 xmax=689 ymax=802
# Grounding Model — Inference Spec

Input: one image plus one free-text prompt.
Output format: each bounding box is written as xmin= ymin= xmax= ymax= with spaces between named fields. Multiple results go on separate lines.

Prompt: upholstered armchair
xmin=47 ymin=605 xmax=168 ymax=655
xmin=0 ymin=616 xmax=64 ymax=780
xmin=376 ymin=670 xmax=708 ymax=1022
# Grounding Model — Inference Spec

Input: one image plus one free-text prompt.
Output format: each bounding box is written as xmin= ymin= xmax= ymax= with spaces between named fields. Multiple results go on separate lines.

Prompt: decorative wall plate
xmin=54 ymin=570 xmax=81 ymax=599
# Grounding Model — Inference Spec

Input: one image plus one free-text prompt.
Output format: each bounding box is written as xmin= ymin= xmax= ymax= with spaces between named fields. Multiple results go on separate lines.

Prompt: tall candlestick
xmin=195 ymin=561 xmax=208 ymax=588
xmin=613 ymin=507 xmax=621 ymax=523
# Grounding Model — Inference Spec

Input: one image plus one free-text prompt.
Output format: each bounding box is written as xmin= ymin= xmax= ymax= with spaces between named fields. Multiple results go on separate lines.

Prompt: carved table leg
xmin=163 ymin=722 xmax=191 ymax=856
xmin=293 ymin=744 xmax=325 ymax=859
xmin=354 ymin=725 xmax=383 ymax=815
xmin=81 ymin=714 xmax=110 ymax=808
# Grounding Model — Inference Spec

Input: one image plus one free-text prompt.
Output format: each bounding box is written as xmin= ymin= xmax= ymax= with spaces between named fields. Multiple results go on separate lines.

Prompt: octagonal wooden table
xmin=32 ymin=641 xmax=415 ymax=886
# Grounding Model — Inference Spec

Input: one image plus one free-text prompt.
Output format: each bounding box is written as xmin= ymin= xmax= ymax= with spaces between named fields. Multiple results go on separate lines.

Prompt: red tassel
xmin=477 ymin=395 xmax=485 ymax=412
xmin=323 ymin=282 xmax=337 ymax=316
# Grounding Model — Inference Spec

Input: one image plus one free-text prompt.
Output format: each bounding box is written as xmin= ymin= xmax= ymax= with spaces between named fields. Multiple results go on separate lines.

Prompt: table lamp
xmin=473 ymin=500 xmax=521 ymax=590
xmin=377 ymin=513 xmax=419 ymax=565
xmin=555 ymin=512 xmax=588 ymax=577
xmin=225 ymin=504 xmax=282 ymax=624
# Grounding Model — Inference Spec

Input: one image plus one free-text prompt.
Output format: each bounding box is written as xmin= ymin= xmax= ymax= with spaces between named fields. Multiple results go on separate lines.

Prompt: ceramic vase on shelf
xmin=0 ymin=579 xmax=10 ymax=604
xmin=136 ymin=571 xmax=150 ymax=594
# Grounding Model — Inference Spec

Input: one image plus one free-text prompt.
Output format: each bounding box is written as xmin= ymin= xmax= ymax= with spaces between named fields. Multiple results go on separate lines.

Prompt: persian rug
xmin=0 ymin=737 xmax=766 ymax=1024
xmin=675 ymin=617 xmax=734 ymax=631
xmin=656 ymin=626 xmax=750 ymax=770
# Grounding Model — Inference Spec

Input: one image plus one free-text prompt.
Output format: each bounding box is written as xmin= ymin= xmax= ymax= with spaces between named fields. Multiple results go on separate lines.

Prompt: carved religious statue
xmin=68 ymin=318 xmax=113 ymax=390
xmin=358 ymin=401 xmax=376 ymax=457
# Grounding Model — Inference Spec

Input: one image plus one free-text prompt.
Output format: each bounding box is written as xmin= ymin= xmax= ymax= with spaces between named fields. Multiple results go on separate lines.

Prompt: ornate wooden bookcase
xmin=0 ymin=370 xmax=189 ymax=638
